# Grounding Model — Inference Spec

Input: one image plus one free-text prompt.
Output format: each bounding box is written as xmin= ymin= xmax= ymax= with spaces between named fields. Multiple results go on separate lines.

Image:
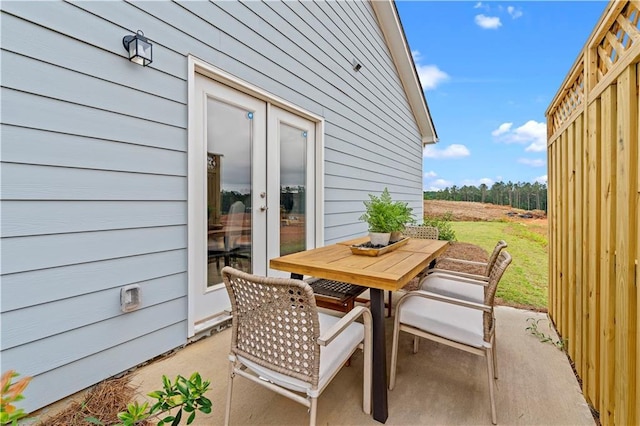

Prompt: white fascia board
xmin=370 ymin=0 xmax=439 ymax=145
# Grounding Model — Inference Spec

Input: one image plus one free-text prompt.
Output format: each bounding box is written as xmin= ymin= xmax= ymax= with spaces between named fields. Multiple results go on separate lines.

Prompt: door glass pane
xmin=280 ymin=123 xmax=306 ymax=256
xmin=207 ymin=97 xmax=252 ymax=286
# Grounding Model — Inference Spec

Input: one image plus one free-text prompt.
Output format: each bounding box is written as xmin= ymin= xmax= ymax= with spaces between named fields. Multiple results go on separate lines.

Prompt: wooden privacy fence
xmin=546 ymin=1 xmax=639 ymax=424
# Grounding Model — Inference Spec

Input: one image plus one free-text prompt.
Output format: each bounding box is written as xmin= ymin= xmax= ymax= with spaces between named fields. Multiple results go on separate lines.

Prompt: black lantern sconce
xmin=122 ymin=30 xmax=152 ymax=66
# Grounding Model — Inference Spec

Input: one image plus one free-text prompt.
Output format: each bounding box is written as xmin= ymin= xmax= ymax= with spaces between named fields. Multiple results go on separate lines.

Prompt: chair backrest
xmin=404 ymin=225 xmax=439 ymax=240
xmin=222 ymin=266 xmax=321 ymax=387
xmin=483 ymin=240 xmax=508 ymax=276
xmin=482 ymin=251 xmax=512 ymax=341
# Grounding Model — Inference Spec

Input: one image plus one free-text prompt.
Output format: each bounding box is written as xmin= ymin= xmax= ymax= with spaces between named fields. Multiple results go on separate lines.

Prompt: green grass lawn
xmin=450 ymin=221 xmax=548 ymax=311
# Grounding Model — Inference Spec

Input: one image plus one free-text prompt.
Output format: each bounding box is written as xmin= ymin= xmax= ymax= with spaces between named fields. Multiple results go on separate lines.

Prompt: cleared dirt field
xmin=424 ymin=200 xmax=547 ymax=236
xmin=424 ymin=199 xmax=545 ymax=221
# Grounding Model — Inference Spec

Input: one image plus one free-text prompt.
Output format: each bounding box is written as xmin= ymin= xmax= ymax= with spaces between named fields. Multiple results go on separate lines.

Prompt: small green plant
xmin=1 ymin=370 xmax=32 ymax=426
xmin=525 ymin=318 xmax=567 ymax=351
xmin=422 ymin=212 xmax=456 ymax=241
xmin=86 ymin=373 xmax=211 ymax=426
xmin=359 ymin=188 xmax=416 ymax=233
xmin=390 ymin=199 xmax=416 ymax=232
xmin=359 ymin=188 xmax=396 ymax=233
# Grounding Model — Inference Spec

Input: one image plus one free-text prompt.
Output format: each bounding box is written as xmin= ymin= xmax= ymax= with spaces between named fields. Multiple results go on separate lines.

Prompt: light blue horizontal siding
xmin=1 ymin=250 xmax=186 ymax=312
xmin=1 ymin=2 xmax=188 ymax=78
xmin=1 ymin=163 xmax=185 ymax=201
xmin=1 ymin=125 xmax=186 ymax=174
xmin=324 ymin=122 xmax=422 ymax=172
xmin=1 ymin=226 xmax=186 ymax=275
xmin=1 ymin=201 xmax=185 ymax=237
xmin=2 ymin=273 xmax=186 ymax=349
xmin=324 ymin=200 xmax=368 ymax=215
xmin=21 ymin=322 xmax=187 ymax=413
xmin=2 ymin=88 xmax=186 ymax=151
xmin=325 ymin=222 xmax=368 ymax=244
xmin=2 ymin=51 xmax=184 ymax=128
xmin=0 ymin=12 xmax=187 ymax=103
xmin=324 ymin=211 xmax=367 ymax=229
xmin=323 ymin=172 xmax=414 ymax=197
xmin=2 ymin=298 xmax=186 ymax=375
xmin=324 ymin=159 xmax=421 ymax=189
xmin=292 ymin=1 xmax=413 ymax=123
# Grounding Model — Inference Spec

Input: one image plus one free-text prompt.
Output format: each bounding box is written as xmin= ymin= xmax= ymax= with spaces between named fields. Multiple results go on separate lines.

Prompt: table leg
xmin=369 ymin=288 xmax=388 ymax=423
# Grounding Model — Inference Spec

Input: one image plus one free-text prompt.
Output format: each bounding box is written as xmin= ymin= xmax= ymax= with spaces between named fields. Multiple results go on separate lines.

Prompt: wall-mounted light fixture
xmin=122 ymin=30 xmax=152 ymax=66
xmin=352 ymin=58 xmax=362 ymax=72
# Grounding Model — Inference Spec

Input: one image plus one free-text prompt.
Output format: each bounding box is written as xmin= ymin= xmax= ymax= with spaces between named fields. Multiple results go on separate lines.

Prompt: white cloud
xmin=461 ymin=177 xmax=494 ymax=187
xmin=518 ymin=158 xmax=546 ymax=167
xmin=491 ymin=122 xmax=513 ymax=136
xmin=525 ymin=140 xmax=546 ymax=152
xmin=412 ymin=50 xmax=449 ymax=90
xmin=507 ymin=6 xmax=523 ymax=19
xmin=416 ymin=64 xmax=450 ymax=90
xmin=534 ymin=174 xmax=548 ymax=184
xmin=425 ymin=178 xmax=453 ymax=191
xmin=474 ymin=2 xmax=483 ymax=8
xmin=475 ymin=14 xmax=502 ymax=29
xmin=424 ymin=170 xmax=437 ymax=178
xmin=493 ymin=120 xmax=547 ymax=152
xmin=423 ymin=144 xmax=470 ymax=159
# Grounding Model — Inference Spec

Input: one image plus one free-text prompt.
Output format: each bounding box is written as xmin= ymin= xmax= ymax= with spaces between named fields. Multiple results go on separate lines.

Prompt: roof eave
xmin=370 ymin=0 xmax=439 ymax=146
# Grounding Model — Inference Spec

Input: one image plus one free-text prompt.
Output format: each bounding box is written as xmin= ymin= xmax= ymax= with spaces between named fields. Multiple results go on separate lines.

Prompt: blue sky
xmin=395 ymin=1 xmax=608 ymax=191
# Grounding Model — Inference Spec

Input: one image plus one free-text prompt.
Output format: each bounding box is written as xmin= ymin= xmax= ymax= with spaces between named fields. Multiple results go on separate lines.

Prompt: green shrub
xmin=422 ymin=213 xmax=456 ymax=241
xmin=1 ymin=370 xmax=31 ymax=426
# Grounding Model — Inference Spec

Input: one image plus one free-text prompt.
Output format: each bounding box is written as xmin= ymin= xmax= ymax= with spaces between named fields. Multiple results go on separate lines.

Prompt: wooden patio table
xmin=269 ymin=237 xmax=449 ymax=423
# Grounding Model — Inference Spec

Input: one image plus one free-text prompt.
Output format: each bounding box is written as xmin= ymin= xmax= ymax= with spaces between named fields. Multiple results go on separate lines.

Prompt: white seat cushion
xmin=238 ymin=312 xmax=364 ymax=396
xmin=420 ymin=274 xmax=484 ymax=303
xmin=399 ymin=293 xmax=487 ymax=348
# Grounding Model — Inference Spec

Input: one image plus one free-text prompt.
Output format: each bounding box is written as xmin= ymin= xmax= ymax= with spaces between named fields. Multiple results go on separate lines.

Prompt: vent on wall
xmin=120 ymin=284 xmax=141 ymax=312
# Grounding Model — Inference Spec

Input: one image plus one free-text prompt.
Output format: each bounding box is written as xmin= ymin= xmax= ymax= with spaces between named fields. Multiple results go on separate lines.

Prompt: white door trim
xmin=187 ymin=55 xmax=325 ymax=337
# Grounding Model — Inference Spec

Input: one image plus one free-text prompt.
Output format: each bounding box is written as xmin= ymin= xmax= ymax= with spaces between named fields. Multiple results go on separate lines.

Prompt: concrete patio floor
xmin=123 ymin=305 xmax=594 ymax=425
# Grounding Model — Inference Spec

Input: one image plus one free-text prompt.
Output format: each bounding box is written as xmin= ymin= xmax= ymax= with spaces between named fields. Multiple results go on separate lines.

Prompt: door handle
xmin=260 ymin=206 xmax=268 ymax=211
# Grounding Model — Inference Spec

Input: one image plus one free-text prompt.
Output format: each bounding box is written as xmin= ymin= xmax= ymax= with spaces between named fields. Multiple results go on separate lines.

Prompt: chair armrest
xmin=437 ymin=257 xmax=488 ymax=267
xmin=421 ymin=271 xmax=489 ymax=287
xmin=400 ymin=289 xmax=492 ymax=313
xmin=426 ymin=269 xmax=489 ymax=283
xmin=318 ymin=306 xmax=372 ymax=346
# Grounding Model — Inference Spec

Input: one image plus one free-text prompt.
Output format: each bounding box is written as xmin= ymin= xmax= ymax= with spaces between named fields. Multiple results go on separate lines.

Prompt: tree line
xmin=424 ymin=181 xmax=547 ymax=212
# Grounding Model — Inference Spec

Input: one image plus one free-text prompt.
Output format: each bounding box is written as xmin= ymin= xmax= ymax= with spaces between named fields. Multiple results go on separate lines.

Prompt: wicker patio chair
xmin=389 ymin=251 xmax=512 ymax=425
xmin=385 ymin=225 xmax=439 ymax=317
xmin=402 ymin=225 xmax=440 ymax=279
xmin=428 ymin=240 xmax=508 ymax=282
xmin=403 ymin=224 xmax=440 ymax=240
xmin=421 ymin=240 xmax=508 ymax=306
xmin=222 ymin=266 xmax=372 ymax=426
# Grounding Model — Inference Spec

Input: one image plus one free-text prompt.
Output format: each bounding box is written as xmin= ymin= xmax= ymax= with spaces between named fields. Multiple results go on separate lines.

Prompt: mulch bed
xmin=36 ymin=376 xmax=147 ymax=426
xmin=402 ymin=242 xmax=488 ymax=291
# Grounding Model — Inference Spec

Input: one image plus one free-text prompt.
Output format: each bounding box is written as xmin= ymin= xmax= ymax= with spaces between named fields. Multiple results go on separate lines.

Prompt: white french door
xmin=189 ymin=72 xmax=317 ymax=334
xmin=267 ymin=106 xmax=317 ymax=277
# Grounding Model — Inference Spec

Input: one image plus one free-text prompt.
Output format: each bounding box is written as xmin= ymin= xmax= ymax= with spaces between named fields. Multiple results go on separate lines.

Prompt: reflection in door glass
xmin=206 ymin=97 xmax=252 ymax=286
xmin=280 ymin=123 xmax=306 ymax=256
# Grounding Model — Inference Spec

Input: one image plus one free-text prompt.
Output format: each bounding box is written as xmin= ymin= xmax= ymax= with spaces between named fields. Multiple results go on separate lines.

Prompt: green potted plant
xmin=389 ymin=200 xmax=415 ymax=242
xmin=359 ymin=188 xmax=413 ymax=246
